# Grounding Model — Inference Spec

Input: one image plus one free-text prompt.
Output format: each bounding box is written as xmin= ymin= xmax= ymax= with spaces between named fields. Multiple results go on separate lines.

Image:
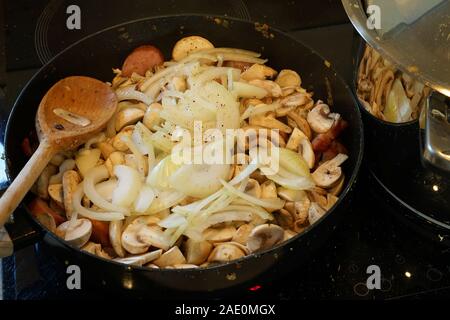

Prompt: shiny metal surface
xmin=423 ymin=94 xmax=450 ymax=173
xmin=342 ymin=0 xmax=450 ymax=96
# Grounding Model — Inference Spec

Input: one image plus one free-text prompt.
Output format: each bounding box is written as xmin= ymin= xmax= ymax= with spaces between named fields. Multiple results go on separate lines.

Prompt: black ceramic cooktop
xmin=2 ymin=0 xmax=450 ymax=300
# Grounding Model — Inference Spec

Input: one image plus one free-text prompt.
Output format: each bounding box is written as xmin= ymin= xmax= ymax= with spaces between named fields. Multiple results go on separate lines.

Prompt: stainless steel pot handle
xmin=422 ymin=93 xmax=450 ymax=174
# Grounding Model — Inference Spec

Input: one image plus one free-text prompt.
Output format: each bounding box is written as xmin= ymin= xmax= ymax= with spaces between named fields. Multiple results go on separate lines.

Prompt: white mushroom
xmin=207 ymin=243 xmax=246 ymax=262
xmin=184 ymin=239 xmax=213 ymax=265
xmin=329 ymin=174 xmax=345 ymax=196
xmin=311 ymin=154 xmax=348 ymax=188
xmin=109 ymin=220 xmax=126 ymax=257
xmin=105 ymin=151 xmax=125 ymax=176
xmin=283 ymin=229 xmax=297 ymax=241
xmin=308 ymin=202 xmax=326 ymax=224
xmin=172 ymin=264 xmax=199 ymax=269
xmin=277 ymin=187 xmax=307 ymax=202
xmin=82 ymin=242 xmax=111 ymax=259
xmin=62 ymin=170 xmax=81 ymax=220
xmin=153 ymin=246 xmax=186 ymax=268
xmin=232 ymin=224 xmax=254 ymax=245
xmin=248 ymin=79 xmax=282 ymax=97
xmin=261 ymin=180 xmax=277 ymax=199
xmin=172 ymin=35 xmax=214 ymax=61
xmin=49 ymin=159 xmax=77 ymax=184
xmin=56 ymin=219 xmax=92 ymax=248
xmin=275 ymin=69 xmax=301 ymax=88
xmin=280 ymin=92 xmax=310 ymax=109
xmin=36 ymin=164 xmax=58 ymax=200
xmin=241 ymin=64 xmax=277 ymax=81
xmin=111 ymin=126 xmax=133 ymax=152
xmin=307 ymin=103 xmax=340 ymax=133
xmin=203 ymin=226 xmax=236 ymax=243
xmin=48 ymin=184 xmax=64 ymax=208
xmin=246 ymin=224 xmax=284 ymax=252
xmin=115 ymin=108 xmax=145 ymax=132
xmin=244 ymin=179 xmax=261 ymax=198
xmin=288 ymin=111 xmax=312 ymax=140
xmin=121 ymin=216 xmax=164 ymax=254
xmin=34 ymin=211 xmax=57 ymax=233
xmin=97 ymin=141 xmax=116 ymax=159
xmin=249 ymin=113 xmax=292 ymax=133
xmin=114 ymin=249 xmax=163 ymax=266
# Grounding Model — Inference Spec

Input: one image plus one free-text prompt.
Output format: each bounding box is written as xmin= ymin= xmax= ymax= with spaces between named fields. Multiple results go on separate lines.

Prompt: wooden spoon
xmin=0 ymin=76 xmax=117 ymax=227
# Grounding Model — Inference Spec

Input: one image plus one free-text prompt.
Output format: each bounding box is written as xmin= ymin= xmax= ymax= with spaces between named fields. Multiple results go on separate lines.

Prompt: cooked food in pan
xmin=26 ymin=36 xmax=349 ymax=268
xmin=357 ymin=45 xmax=430 ymax=123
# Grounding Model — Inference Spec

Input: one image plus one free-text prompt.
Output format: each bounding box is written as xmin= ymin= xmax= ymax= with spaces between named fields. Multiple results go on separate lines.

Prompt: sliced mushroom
xmin=241 ymin=64 xmax=277 ymax=81
xmin=121 ymin=216 xmax=162 ymax=254
xmin=98 ymin=141 xmax=116 ymax=159
xmin=283 ymin=229 xmax=297 ymax=241
xmin=48 ymin=184 xmax=64 ymax=208
xmin=34 ymin=211 xmax=57 ymax=233
xmin=275 ymin=209 xmax=294 ymax=230
xmin=277 ymin=187 xmax=307 ymax=202
xmin=136 ymin=224 xmax=170 ymax=251
xmin=248 ymin=79 xmax=282 ymax=97
xmin=287 ymin=111 xmax=312 ymax=140
xmin=49 ymin=159 xmax=77 ymax=184
xmin=184 ymin=238 xmax=213 ymax=265
xmin=109 ymin=220 xmax=126 ymax=257
xmin=172 ymin=35 xmax=214 ymax=61
xmin=56 ymin=219 xmax=92 ymax=248
xmin=275 ymin=69 xmax=301 ymax=88
xmin=153 ymin=246 xmax=186 ymax=267
xmin=329 ymin=174 xmax=345 ymax=196
xmin=325 ymin=193 xmax=339 ymax=210
xmin=246 ymin=224 xmax=284 ymax=252
xmin=307 ymin=103 xmax=340 ymax=134
xmin=36 ymin=164 xmax=58 ymax=200
xmin=261 ymin=180 xmax=277 ymax=199
xmin=114 ymin=249 xmax=163 ymax=266
xmin=207 ymin=242 xmax=246 ymax=262
xmin=203 ymin=226 xmax=236 ymax=243
xmin=111 ymin=126 xmax=133 ymax=152
xmin=105 ymin=151 xmax=125 ymax=176
xmin=143 ymin=102 xmax=163 ymax=130
xmin=244 ymin=179 xmax=261 ymax=198
xmin=311 ymin=153 xmax=348 ymax=188
xmin=146 ymin=263 xmax=160 ymax=269
xmin=232 ymin=223 xmax=254 ymax=245
xmin=115 ymin=108 xmax=145 ymax=132
xmin=294 ymin=197 xmax=311 ymax=225
xmin=62 ymin=170 xmax=80 ymax=220
xmin=308 ymin=202 xmax=326 ymax=224
xmin=82 ymin=242 xmax=111 ymax=259
xmin=249 ymin=114 xmax=292 ymax=133
xmin=280 ymin=92 xmax=310 ymax=109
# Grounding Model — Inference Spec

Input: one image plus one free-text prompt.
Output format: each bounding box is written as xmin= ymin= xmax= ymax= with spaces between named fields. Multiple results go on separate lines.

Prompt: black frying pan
xmin=4 ymin=15 xmax=363 ymax=297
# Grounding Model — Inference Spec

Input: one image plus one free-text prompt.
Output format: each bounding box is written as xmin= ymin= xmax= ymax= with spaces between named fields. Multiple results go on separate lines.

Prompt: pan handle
xmin=421 ymin=92 xmax=450 ymax=176
xmin=0 ymin=180 xmax=43 ymax=258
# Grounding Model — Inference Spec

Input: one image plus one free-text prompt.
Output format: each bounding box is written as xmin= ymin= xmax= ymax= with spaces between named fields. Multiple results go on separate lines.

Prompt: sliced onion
xmin=158 ymin=213 xmax=187 ymax=229
xmin=232 ymin=81 xmax=268 ymax=99
xmin=133 ymin=185 xmax=155 ymax=213
xmin=116 ymin=85 xmax=152 ymax=105
xmin=83 ymin=165 xmax=128 ymax=213
xmin=73 ymin=184 xmax=124 ymax=221
xmin=147 ymin=155 xmax=181 ymax=189
xmin=146 ymin=190 xmax=186 ymax=214
xmin=112 ymin=165 xmax=142 ymax=207
xmin=75 ymin=148 xmax=101 ymax=177
xmin=95 ymin=179 xmax=117 ymax=201
xmin=220 ymin=179 xmax=285 ymax=210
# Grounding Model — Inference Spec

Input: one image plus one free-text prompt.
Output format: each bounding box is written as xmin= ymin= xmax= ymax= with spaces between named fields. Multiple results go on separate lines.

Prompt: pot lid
xmin=342 ymin=0 xmax=450 ymax=97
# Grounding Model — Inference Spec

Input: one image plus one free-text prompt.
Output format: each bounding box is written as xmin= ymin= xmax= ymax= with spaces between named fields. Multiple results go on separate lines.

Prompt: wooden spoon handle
xmin=0 ymin=141 xmax=55 ymax=227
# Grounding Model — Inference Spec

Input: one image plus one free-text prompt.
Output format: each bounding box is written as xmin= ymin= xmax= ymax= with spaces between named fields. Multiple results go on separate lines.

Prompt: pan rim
xmin=5 ymin=14 xmax=364 ymax=275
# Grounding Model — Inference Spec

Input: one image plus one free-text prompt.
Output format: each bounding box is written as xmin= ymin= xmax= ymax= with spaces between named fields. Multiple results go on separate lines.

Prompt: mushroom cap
xmin=109 ymin=220 xmax=126 ymax=257
xmin=115 ymin=108 xmax=144 ymax=132
xmin=307 ymin=103 xmax=339 ymax=134
xmin=244 ymin=179 xmax=261 ymax=198
xmin=308 ymin=202 xmax=326 ymax=224
xmin=246 ymin=224 xmax=284 ymax=252
xmin=311 ymin=154 xmax=348 ymax=188
xmin=57 ymin=218 xmax=92 ymax=248
xmin=203 ymin=226 xmax=237 ymax=243
xmin=232 ymin=224 xmax=254 ymax=245
xmin=207 ymin=243 xmax=246 ymax=262
xmin=276 ymin=69 xmax=301 ymax=88
xmin=121 ymin=216 xmax=161 ymax=254
xmin=114 ymin=249 xmax=163 ymax=266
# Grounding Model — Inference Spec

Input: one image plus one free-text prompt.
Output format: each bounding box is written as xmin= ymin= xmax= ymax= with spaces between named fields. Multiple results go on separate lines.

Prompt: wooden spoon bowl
xmin=0 ymin=76 xmax=117 ymax=227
